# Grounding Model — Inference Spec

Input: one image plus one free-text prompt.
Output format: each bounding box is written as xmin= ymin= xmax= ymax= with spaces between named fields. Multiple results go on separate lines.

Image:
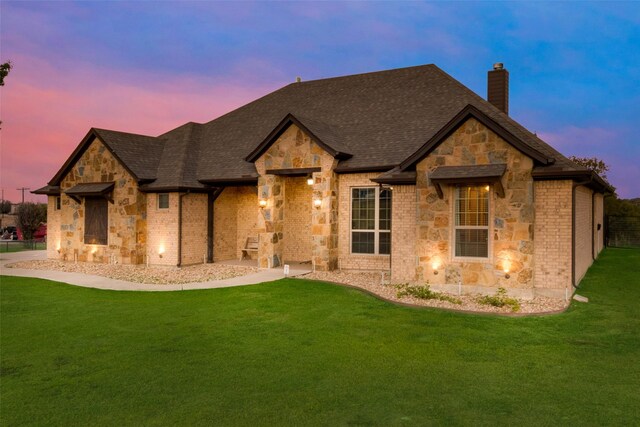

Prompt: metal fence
xmin=606 ymin=215 xmax=640 ymax=248
xmin=0 ymin=239 xmax=45 ymax=252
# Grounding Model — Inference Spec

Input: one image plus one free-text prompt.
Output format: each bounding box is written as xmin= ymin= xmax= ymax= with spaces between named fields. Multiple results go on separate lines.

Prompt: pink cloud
xmin=0 ymin=54 xmax=280 ymax=203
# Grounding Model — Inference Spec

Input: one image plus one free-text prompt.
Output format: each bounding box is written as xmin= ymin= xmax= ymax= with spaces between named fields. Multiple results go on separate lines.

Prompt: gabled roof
xmin=245 ymin=113 xmax=352 ymax=162
xmin=399 ymin=105 xmax=554 ymax=170
xmin=42 ymin=64 xmax=605 ymax=192
xmin=48 ymin=128 xmax=164 ymax=186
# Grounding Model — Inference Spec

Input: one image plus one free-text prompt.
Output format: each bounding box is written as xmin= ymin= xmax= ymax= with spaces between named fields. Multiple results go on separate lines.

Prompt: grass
xmin=1 ymin=248 xmax=639 ymax=426
xmin=0 ymin=241 xmax=46 ymax=253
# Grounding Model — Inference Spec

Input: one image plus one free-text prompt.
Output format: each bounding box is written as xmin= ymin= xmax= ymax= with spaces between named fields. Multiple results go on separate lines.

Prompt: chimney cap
xmin=493 ymin=63 xmax=504 ymax=71
xmin=296 ymin=76 xmax=302 ymax=83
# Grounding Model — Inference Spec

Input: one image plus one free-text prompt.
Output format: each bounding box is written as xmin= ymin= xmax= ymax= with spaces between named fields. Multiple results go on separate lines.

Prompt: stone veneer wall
xmin=46 ymin=196 xmax=62 ymax=259
xmin=337 ymin=172 xmax=390 ymax=271
xmin=254 ymin=124 xmax=338 ymax=270
xmin=415 ymin=118 xmax=536 ymax=297
xmin=533 ymin=180 xmax=572 ymax=297
xmin=180 ymin=193 xmax=208 ymax=265
xmin=283 ymin=177 xmax=313 ymax=262
xmin=213 ymin=186 xmax=258 ymax=262
xmin=146 ymin=192 xmax=179 ymax=266
xmin=57 ymin=138 xmax=147 ymax=264
xmin=575 ymin=185 xmax=594 ymax=285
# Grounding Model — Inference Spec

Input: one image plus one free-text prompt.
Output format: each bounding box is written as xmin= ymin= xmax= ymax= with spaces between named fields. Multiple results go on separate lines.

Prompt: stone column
xmin=310 ymin=169 xmax=339 ymax=271
xmin=257 ymin=174 xmax=284 ymax=268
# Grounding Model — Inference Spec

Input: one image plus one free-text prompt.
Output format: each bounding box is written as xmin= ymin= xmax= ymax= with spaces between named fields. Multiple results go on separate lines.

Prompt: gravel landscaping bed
xmin=302 ymin=271 xmax=569 ymax=315
xmin=6 ymin=260 xmax=259 ymax=285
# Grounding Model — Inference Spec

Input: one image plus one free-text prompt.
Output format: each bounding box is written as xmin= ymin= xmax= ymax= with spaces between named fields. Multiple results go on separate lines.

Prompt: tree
xmin=568 ymin=155 xmax=610 ymax=180
xmin=0 ymin=61 xmax=12 ymax=86
xmin=0 ymin=200 xmax=11 ymax=214
xmin=16 ymin=202 xmax=47 ymax=240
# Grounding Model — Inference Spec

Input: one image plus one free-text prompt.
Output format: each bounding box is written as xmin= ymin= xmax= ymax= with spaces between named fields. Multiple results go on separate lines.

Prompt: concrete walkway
xmin=0 ymin=251 xmax=312 ymax=292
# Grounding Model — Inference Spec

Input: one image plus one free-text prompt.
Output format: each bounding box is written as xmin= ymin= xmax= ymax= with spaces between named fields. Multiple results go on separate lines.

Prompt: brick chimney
xmin=487 ymin=63 xmax=509 ymax=114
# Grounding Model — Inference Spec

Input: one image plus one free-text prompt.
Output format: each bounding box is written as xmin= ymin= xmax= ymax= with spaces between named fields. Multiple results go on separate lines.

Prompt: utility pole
xmin=16 ymin=187 xmax=30 ymax=204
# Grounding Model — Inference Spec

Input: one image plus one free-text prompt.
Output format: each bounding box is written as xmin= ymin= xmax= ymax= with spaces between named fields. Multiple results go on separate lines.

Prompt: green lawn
xmin=1 ymin=248 xmax=639 ymax=426
xmin=0 ymin=241 xmax=46 ymax=253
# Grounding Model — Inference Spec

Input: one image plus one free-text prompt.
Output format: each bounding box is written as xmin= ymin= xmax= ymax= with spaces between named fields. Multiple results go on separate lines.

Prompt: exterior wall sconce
xmin=307 ymin=176 xmax=314 ymax=186
xmin=56 ymin=241 xmax=61 ymax=253
xmin=313 ymin=198 xmax=322 ymax=209
xmin=259 ymin=199 xmax=267 ymax=209
xmin=158 ymin=244 xmax=165 ymax=258
xmin=484 ymin=185 xmax=490 ymax=192
xmin=432 ymin=259 xmax=441 ymax=275
xmin=503 ymin=260 xmax=511 ymax=279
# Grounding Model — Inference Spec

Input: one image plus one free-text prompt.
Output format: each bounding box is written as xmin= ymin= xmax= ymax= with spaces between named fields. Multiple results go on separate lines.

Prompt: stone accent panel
xmin=533 ymin=180 xmax=572 ymax=296
xmin=337 ymin=173 xmax=390 ymax=271
xmin=57 ymin=138 xmax=147 ymax=264
xmin=391 ymin=185 xmax=417 ymax=282
xmin=255 ymin=124 xmax=338 ymax=270
xmin=46 ymin=196 xmax=62 ymax=259
xmin=147 ymin=192 xmax=179 ymax=266
xmin=415 ymin=118 xmax=535 ymax=295
xmin=574 ymin=185 xmax=593 ymax=285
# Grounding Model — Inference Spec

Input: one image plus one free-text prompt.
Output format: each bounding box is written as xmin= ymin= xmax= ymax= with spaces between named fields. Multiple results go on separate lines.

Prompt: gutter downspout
xmin=177 ymin=191 xmax=189 ymax=267
xmin=572 ymin=178 xmax=592 ymax=288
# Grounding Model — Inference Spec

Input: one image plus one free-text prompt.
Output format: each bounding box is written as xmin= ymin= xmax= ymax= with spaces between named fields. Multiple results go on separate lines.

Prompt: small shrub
xmin=476 ymin=287 xmax=521 ymax=312
xmin=395 ymin=284 xmax=462 ymax=305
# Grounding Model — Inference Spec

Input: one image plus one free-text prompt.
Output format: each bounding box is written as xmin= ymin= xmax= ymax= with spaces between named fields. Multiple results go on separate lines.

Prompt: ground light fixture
xmin=259 ymin=199 xmax=267 ymax=209
xmin=313 ymin=198 xmax=322 ymax=208
xmin=432 ymin=258 xmax=441 ymax=275
xmin=158 ymin=244 xmax=165 ymax=258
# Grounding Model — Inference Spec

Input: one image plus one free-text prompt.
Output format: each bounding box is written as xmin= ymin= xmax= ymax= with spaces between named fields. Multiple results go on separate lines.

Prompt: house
xmin=34 ymin=63 xmax=611 ymax=299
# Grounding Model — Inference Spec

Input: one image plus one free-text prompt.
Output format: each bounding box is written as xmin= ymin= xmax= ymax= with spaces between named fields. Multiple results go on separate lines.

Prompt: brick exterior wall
xmin=46 ymin=196 xmax=62 ymax=259
xmin=213 ymin=186 xmax=258 ymax=261
xmin=390 ymin=185 xmax=417 ymax=282
xmin=533 ymin=180 xmax=572 ymax=297
xmin=337 ymin=172 xmax=390 ymax=271
xmin=594 ymin=192 xmax=604 ymax=257
xmin=56 ymin=137 xmax=147 ymax=264
xmin=181 ymin=193 xmax=208 ymax=265
xmin=146 ymin=192 xmax=179 ymax=266
xmin=283 ymin=177 xmax=313 ymax=262
xmin=415 ymin=118 xmax=536 ymax=296
xmin=574 ymin=185 xmax=594 ymax=285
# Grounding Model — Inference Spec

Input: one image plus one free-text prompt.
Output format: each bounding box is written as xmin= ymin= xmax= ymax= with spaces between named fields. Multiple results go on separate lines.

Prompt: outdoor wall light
xmin=158 ymin=244 xmax=165 ymax=258
xmin=259 ymin=199 xmax=267 ymax=209
xmin=91 ymin=246 xmax=98 ymax=255
xmin=502 ymin=260 xmax=511 ymax=279
xmin=431 ymin=259 xmax=441 ymax=275
xmin=484 ymin=185 xmax=490 ymax=192
xmin=307 ymin=176 xmax=314 ymax=186
xmin=56 ymin=242 xmax=61 ymax=253
xmin=313 ymin=198 xmax=322 ymax=208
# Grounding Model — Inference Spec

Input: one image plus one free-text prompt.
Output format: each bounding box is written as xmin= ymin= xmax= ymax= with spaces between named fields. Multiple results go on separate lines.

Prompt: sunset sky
xmin=1 ymin=1 xmax=639 ymax=202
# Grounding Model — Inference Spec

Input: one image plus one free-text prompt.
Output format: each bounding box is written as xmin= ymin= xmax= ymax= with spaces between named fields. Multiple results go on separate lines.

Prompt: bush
xmin=16 ymin=202 xmax=47 ymax=240
xmin=395 ymin=284 xmax=462 ymax=305
xmin=476 ymin=288 xmax=521 ymax=312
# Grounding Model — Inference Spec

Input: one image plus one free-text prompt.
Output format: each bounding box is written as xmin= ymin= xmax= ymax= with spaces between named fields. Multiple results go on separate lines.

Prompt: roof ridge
xmin=292 ymin=63 xmax=438 ymax=85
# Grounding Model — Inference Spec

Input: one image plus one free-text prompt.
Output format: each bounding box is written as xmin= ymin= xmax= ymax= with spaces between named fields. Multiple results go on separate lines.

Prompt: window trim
xmin=157 ymin=193 xmax=170 ymax=210
xmin=451 ymin=184 xmax=492 ymax=261
xmin=350 ymin=186 xmax=391 ymax=255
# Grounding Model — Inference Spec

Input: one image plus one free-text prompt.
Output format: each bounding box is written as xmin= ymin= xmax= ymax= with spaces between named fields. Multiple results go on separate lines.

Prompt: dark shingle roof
xmin=48 ymin=64 xmax=600 ymax=191
xmin=429 ymin=164 xmax=507 ymax=180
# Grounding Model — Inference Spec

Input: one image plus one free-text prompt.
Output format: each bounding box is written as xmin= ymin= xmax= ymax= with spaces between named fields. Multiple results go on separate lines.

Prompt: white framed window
xmin=55 ymin=196 xmax=61 ymax=210
xmin=454 ymin=185 xmax=490 ymax=258
xmin=157 ymin=193 xmax=169 ymax=210
xmin=350 ymin=187 xmax=391 ymax=255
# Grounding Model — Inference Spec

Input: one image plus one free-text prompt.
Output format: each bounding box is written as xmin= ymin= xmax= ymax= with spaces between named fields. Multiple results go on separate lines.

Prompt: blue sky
xmin=1 ymin=1 xmax=639 ymax=200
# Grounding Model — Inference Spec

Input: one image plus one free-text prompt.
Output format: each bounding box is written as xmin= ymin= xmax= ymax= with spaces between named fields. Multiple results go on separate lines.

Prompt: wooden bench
xmin=240 ymin=236 xmax=259 ymax=261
